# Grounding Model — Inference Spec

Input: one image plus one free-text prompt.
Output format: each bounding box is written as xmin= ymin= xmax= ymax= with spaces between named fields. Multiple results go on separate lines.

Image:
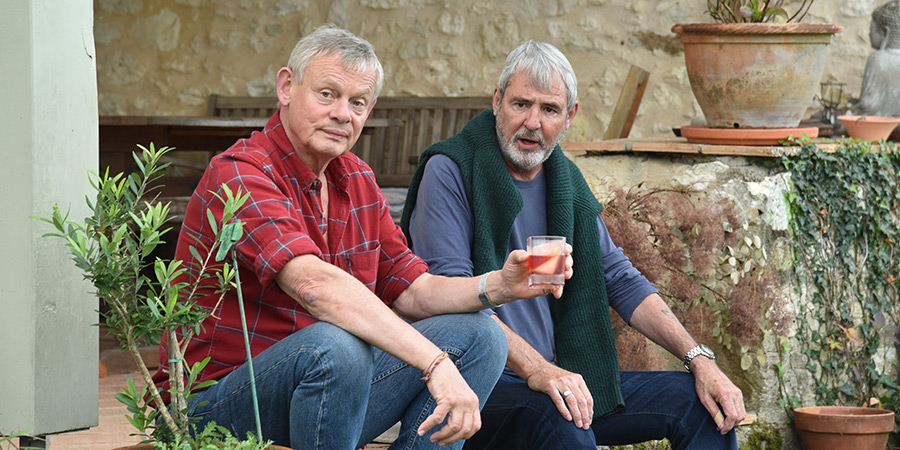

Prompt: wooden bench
xmin=206 ymin=94 xmax=493 ymax=187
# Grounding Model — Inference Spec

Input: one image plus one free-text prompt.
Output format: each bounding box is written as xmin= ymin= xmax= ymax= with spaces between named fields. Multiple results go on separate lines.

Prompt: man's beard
xmin=496 ymin=114 xmax=565 ymax=172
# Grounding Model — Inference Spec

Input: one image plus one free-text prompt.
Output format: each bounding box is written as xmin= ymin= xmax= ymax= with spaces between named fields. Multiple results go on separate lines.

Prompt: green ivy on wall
xmin=780 ymin=138 xmax=900 ymax=436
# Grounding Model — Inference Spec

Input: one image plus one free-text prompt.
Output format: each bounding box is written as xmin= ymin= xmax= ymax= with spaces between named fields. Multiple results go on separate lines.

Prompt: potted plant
xmin=791 ymin=316 xmax=897 ymax=450
xmin=36 ymin=144 xmax=285 ymax=449
xmin=672 ymin=0 xmax=841 ymax=130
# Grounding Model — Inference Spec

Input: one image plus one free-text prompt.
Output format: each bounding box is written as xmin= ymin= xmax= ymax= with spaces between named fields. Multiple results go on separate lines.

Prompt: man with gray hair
xmin=152 ymin=25 xmax=571 ymax=449
xmin=402 ymin=40 xmax=746 ymax=449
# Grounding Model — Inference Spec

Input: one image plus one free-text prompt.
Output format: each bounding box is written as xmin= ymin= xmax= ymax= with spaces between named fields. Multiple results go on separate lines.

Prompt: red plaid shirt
xmin=153 ymin=111 xmax=427 ymax=393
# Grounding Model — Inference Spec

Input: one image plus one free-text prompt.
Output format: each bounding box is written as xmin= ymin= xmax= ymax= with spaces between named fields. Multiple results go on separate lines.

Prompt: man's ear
xmin=565 ymin=101 xmax=579 ymax=130
xmin=492 ymin=87 xmax=502 ymax=115
xmin=275 ymin=67 xmax=293 ymax=107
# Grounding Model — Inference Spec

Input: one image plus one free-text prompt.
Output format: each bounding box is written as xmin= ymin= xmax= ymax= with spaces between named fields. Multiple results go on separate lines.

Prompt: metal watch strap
xmin=683 ymin=344 xmax=715 ymax=372
xmin=478 ymin=272 xmax=499 ymax=310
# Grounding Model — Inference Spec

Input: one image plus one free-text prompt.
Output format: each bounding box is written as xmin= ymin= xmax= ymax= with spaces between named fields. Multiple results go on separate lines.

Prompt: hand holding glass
xmin=527 ymin=236 xmax=566 ymax=288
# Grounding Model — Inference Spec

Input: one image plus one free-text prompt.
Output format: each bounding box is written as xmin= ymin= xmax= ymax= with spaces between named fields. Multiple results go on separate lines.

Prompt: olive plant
xmin=36 ymin=144 xmax=258 ymax=445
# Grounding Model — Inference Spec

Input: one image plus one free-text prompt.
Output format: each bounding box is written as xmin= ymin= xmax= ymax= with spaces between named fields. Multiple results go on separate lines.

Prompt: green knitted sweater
xmin=401 ymin=109 xmax=624 ymax=417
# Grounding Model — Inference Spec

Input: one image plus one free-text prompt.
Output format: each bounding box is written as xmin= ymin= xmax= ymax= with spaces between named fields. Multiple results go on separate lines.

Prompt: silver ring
xmin=561 ymin=390 xmax=573 ymax=399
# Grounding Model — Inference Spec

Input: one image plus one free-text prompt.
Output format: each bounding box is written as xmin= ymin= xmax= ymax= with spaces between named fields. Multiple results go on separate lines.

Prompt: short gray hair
xmin=287 ymin=23 xmax=384 ymax=98
xmin=497 ymin=40 xmax=577 ymax=112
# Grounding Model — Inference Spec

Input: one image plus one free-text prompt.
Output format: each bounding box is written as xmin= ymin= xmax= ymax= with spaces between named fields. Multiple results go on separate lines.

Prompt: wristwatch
xmin=683 ymin=344 xmax=716 ymax=372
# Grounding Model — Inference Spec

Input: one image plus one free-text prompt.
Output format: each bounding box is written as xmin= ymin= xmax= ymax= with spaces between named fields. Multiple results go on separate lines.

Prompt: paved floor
xmin=45 ymin=372 xmax=147 ymax=450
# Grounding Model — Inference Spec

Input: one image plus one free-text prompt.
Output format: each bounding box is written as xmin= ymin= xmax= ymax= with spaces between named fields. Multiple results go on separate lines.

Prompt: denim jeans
xmin=462 ymin=371 xmax=738 ymax=450
xmin=186 ymin=312 xmax=506 ymax=450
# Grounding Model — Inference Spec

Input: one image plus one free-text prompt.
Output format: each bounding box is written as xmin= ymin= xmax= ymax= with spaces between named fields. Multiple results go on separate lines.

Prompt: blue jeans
xmin=187 ymin=312 xmax=507 ymax=450
xmin=461 ymin=371 xmax=738 ymax=450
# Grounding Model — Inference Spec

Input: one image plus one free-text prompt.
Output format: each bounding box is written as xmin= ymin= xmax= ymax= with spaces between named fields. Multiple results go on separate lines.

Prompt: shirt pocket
xmin=336 ymin=246 xmax=380 ymax=286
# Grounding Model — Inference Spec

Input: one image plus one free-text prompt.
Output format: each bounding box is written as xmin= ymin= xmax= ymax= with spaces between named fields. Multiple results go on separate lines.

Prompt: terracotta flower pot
xmin=838 ymin=115 xmax=900 ymax=141
xmin=672 ymin=23 xmax=841 ymax=129
xmin=793 ymin=406 xmax=895 ymax=450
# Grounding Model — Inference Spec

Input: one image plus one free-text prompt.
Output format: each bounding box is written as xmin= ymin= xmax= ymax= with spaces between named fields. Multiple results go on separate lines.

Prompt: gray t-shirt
xmin=408 ymin=154 xmax=657 ymax=368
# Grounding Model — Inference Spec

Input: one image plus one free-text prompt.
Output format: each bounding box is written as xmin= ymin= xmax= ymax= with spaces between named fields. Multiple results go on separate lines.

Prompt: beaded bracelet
xmin=421 ymin=351 xmax=449 ymax=382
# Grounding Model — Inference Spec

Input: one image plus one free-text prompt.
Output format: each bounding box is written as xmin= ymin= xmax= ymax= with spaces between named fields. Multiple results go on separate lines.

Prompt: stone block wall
xmin=95 ymin=0 xmax=878 ymax=141
xmin=575 ymin=149 xmax=812 ymax=449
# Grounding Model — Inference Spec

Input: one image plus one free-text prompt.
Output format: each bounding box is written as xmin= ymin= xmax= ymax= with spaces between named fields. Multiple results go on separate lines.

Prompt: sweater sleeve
xmin=407 ymin=154 xmax=476 ymax=277
xmin=598 ymin=215 xmax=659 ymax=323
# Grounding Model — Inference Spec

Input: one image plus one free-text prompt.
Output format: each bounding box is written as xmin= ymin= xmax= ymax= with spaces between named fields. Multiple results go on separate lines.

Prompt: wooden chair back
xmin=357 ymin=96 xmax=491 ymax=187
xmin=207 ymin=94 xmax=279 ymax=118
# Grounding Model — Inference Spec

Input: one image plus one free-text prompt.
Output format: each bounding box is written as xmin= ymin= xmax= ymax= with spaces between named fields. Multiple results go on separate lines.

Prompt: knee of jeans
xmin=522 ymin=401 xmax=595 ymax=446
xmin=305 ymin=323 xmax=374 ymax=380
xmin=459 ymin=312 xmax=508 ymax=363
xmin=482 ymin=315 xmax=508 ymax=361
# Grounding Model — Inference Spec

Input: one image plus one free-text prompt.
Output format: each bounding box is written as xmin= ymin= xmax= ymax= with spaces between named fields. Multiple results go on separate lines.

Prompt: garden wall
xmin=95 ymin=0 xmax=877 ymax=141
xmin=573 ymin=149 xmax=805 ymax=448
xmin=572 ymin=146 xmax=899 ymax=449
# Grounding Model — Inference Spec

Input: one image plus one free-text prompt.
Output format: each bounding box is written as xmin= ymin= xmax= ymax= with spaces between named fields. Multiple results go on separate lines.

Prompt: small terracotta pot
xmin=838 ymin=115 xmax=900 ymax=141
xmin=793 ymin=406 xmax=895 ymax=450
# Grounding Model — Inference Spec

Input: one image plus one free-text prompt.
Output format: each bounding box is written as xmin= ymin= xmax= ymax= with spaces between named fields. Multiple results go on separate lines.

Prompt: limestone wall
xmin=577 ymin=149 xmax=816 ymax=449
xmin=95 ymin=0 xmax=879 ymax=141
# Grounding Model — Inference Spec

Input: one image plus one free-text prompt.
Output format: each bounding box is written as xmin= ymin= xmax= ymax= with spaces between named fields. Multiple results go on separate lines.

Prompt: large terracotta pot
xmin=793 ymin=406 xmax=895 ymax=450
xmin=672 ymin=23 xmax=841 ymax=129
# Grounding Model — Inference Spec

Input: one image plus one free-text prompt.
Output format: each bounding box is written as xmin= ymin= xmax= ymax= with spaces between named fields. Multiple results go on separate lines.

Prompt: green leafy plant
xmin=35 ymin=144 xmax=263 ymax=447
xmin=706 ymin=0 xmax=814 ymax=23
xmin=780 ymin=138 xmax=900 ymax=438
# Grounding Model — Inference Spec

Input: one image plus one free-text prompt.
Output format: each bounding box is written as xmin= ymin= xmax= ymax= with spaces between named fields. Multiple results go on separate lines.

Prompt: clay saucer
xmin=680 ymin=125 xmax=819 ymax=145
xmin=837 ymin=115 xmax=900 ymax=141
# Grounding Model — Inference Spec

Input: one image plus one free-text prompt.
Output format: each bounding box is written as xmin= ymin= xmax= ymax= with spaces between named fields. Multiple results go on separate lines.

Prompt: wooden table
xmin=100 ymin=115 xmax=403 ymax=155
xmin=99 ymin=115 xmax=404 ymax=196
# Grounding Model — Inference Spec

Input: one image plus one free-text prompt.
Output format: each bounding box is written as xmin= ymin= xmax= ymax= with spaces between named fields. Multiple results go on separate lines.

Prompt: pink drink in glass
xmin=527 ymin=236 xmax=566 ymax=288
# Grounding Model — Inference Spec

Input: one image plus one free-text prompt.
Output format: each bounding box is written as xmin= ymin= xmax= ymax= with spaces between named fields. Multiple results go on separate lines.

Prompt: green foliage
xmin=155 ymin=422 xmax=272 ymax=450
xmin=706 ymin=0 xmax=813 ymax=23
xmin=780 ymin=139 xmax=900 ymax=436
xmin=34 ymin=143 xmax=252 ymax=445
xmin=609 ymin=439 xmax=671 ymax=450
xmin=739 ymin=421 xmax=782 ymax=450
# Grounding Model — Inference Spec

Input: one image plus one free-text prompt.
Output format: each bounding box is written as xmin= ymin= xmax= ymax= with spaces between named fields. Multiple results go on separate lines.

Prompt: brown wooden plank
xmin=603 ymin=66 xmax=650 ymax=140
xmin=208 ymin=95 xmax=279 ymax=118
xmin=429 ymin=108 xmax=444 ymax=150
xmin=561 ymin=138 xmax=844 ymax=157
xmin=373 ymin=97 xmax=491 ymax=110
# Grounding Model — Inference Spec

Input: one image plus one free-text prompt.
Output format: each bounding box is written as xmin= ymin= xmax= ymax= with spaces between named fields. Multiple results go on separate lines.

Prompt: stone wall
xmin=95 ymin=0 xmax=879 ymax=141
xmin=577 ymin=149 xmax=806 ymax=448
